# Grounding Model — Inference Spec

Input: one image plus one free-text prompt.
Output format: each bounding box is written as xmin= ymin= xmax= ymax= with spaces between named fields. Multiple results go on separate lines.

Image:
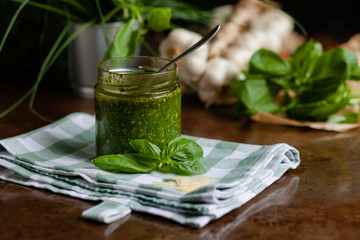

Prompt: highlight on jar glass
xmin=94 ymin=56 xmax=181 ymax=156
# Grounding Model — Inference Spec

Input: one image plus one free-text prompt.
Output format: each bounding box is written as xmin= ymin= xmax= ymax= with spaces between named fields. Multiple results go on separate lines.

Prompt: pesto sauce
xmin=95 ymin=86 xmax=181 ymax=155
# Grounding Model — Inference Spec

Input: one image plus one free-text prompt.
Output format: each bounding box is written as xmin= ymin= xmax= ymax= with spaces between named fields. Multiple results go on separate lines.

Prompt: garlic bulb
xmin=159 ymin=28 xmax=209 ymax=83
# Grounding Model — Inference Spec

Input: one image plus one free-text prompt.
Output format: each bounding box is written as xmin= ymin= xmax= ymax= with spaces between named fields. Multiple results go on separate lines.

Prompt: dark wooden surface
xmin=1 ymin=84 xmax=360 ymax=240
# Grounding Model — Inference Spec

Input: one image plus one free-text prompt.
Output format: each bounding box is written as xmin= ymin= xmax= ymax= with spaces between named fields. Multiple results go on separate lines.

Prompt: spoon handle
xmin=158 ymin=25 xmax=221 ymax=72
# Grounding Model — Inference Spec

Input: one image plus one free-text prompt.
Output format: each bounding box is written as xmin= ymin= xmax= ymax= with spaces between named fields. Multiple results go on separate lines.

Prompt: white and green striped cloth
xmin=0 ymin=112 xmax=300 ymax=228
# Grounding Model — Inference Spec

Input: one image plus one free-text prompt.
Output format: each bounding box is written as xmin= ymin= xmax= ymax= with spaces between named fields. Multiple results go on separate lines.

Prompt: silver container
xmin=71 ymin=22 xmax=125 ymax=98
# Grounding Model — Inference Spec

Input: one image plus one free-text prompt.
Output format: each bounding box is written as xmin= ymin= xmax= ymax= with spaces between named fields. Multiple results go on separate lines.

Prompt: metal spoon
xmin=157 ymin=25 xmax=221 ymax=72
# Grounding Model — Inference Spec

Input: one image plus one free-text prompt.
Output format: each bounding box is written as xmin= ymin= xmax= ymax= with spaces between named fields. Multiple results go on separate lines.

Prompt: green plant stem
xmin=0 ymin=87 xmax=53 ymax=122
xmin=0 ymin=87 xmax=33 ymax=120
xmin=59 ymin=0 xmax=89 ymax=15
xmin=281 ymin=9 xmax=308 ymax=36
xmin=259 ymin=0 xmax=308 ymax=36
xmin=0 ymin=0 xmax=29 ymax=54
xmin=127 ymin=4 xmax=143 ymax=26
xmin=29 ymin=22 xmax=72 ymax=111
xmin=29 ymin=107 xmax=53 ymax=123
xmin=104 ymin=4 xmax=123 ymax=22
xmin=45 ymin=19 xmax=96 ymax=73
xmin=95 ymin=0 xmax=110 ymax=47
xmin=141 ymin=39 xmax=159 ymax=57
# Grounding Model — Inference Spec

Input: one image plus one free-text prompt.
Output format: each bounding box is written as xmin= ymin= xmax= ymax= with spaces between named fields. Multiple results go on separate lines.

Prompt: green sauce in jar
xmin=95 ymin=57 xmax=181 ymax=155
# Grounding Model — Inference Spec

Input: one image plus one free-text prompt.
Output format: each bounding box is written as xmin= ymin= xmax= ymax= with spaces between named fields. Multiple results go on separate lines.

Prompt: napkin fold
xmin=0 ymin=112 xmax=300 ymax=228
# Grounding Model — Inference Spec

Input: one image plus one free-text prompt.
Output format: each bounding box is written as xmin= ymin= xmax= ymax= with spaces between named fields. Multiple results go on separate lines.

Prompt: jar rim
xmin=97 ymin=56 xmax=178 ymax=93
xmin=98 ymin=56 xmax=176 ymax=74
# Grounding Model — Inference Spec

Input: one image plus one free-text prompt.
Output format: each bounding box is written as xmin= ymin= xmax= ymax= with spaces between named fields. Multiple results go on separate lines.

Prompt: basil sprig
xmin=92 ymin=137 xmax=206 ymax=176
xmin=230 ymin=39 xmax=360 ymax=123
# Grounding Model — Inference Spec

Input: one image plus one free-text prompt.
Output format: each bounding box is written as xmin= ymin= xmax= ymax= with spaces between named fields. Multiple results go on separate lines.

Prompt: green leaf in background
xmin=311 ymin=48 xmax=353 ymax=82
xmin=130 ymin=139 xmax=161 ymax=160
xmin=128 ymin=28 xmax=142 ymax=56
xmin=230 ymin=78 xmax=280 ymax=116
xmin=287 ymin=83 xmax=352 ymax=121
xmin=286 ymin=99 xmax=349 ymax=122
xmin=296 ymin=48 xmax=351 ymax=103
xmin=290 ymin=39 xmax=323 ymax=81
xmin=168 ymin=161 xmax=207 ymax=176
xmin=249 ymin=49 xmax=291 ymax=76
xmin=268 ymin=75 xmax=293 ymax=89
xmin=146 ymin=7 xmax=172 ymax=32
xmin=350 ymin=65 xmax=360 ymax=80
xmin=342 ymin=48 xmax=359 ymax=76
xmin=103 ymin=18 xmax=138 ymax=60
xmin=327 ymin=112 xmax=359 ymax=124
xmin=92 ymin=153 xmax=157 ymax=173
xmin=167 ymin=137 xmax=203 ymax=161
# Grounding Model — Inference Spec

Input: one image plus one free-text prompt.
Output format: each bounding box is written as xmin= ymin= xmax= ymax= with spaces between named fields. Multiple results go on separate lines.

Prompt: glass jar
xmin=95 ymin=56 xmax=181 ymax=156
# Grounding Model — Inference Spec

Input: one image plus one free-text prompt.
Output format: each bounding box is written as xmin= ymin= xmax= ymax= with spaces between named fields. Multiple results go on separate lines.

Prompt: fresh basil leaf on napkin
xmin=92 ymin=153 xmax=157 ymax=173
xmin=167 ymin=160 xmax=207 ymax=176
xmin=130 ymin=139 xmax=161 ymax=160
xmin=92 ymin=137 xmax=206 ymax=175
xmin=167 ymin=137 xmax=203 ymax=161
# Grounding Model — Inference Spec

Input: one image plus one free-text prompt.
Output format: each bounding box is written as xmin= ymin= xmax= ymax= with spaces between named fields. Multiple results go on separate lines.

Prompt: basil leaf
xmin=103 ymin=19 xmax=137 ymax=60
xmin=311 ymin=48 xmax=351 ymax=79
xmin=92 ymin=137 xmax=207 ymax=175
xmin=130 ymin=139 xmax=161 ymax=160
xmin=350 ymin=65 xmax=360 ymax=80
xmin=298 ymin=48 xmax=350 ymax=103
xmin=287 ymin=100 xmax=348 ymax=122
xmin=168 ymin=161 xmax=207 ymax=176
xmin=92 ymin=153 xmax=157 ymax=173
xmin=287 ymin=83 xmax=351 ymax=121
xmin=230 ymin=78 xmax=280 ymax=115
xmin=327 ymin=112 xmax=359 ymax=124
xmin=160 ymin=145 xmax=171 ymax=162
xmin=147 ymin=7 xmax=172 ymax=32
xmin=249 ymin=49 xmax=291 ymax=76
xmin=268 ymin=76 xmax=292 ymax=89
xmin=167 ymin=137 xmax=203 ymax=161
xmin=290 ymin=39 xmax=323 ymax=80
xmin=342 ymin=48 xmax=359 ymax=76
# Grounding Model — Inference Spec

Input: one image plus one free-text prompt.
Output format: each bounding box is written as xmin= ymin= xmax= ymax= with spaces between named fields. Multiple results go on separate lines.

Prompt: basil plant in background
xmin=0 ymin=0 xmax=211 ymax=121
xmin=230 ymin=40 xmax=360 ymax=123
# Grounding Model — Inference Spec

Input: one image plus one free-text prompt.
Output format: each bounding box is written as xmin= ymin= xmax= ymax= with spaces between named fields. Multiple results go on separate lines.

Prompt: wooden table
xmin=1 ymin=84 xmax=360 ymax=240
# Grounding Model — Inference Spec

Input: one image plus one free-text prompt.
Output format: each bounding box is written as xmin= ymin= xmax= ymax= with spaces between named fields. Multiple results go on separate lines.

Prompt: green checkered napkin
xmin=0 ymin=112 xmax=300 ymax=228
